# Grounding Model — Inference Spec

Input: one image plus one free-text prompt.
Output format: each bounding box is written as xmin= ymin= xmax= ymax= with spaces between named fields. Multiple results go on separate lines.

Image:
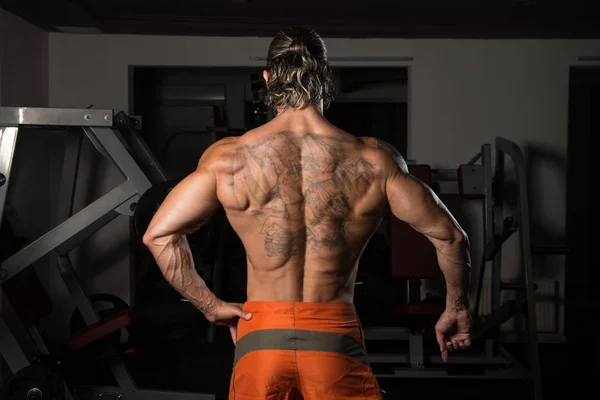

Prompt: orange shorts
xmin=229 ymin=302 xmax=383 ymax=400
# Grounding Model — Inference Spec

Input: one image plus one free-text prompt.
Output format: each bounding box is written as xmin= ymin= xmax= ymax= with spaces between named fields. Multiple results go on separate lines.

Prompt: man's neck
xmin=275 ymin=103 xmax=324 ymax=118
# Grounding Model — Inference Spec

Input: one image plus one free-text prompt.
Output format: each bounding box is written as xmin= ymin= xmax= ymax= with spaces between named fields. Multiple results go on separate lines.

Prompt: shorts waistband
xmin=237 ymin=301 xmax=362 ymax=344
xmin=243 ymin=301 xmax=356 ymax=314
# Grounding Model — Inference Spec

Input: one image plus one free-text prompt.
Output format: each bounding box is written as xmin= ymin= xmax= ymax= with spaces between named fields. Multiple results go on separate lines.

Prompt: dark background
xmin=0 ymin=1 xmax=597 ymax=399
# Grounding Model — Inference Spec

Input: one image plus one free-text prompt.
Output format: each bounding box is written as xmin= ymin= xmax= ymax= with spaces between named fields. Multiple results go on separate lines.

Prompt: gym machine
xmin=364 ymin=138 xmax=546 ymax=400
xmin=0 ymin=107 xmax=216 ymax=399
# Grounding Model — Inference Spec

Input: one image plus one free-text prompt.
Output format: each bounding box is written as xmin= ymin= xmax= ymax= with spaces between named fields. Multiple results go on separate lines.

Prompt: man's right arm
xmin=378 ymin=141 xmax=471 ymax=311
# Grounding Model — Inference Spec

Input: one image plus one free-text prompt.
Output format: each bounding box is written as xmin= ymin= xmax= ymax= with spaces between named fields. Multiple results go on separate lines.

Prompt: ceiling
xmin=2 ymin=0 xmax=600 ymax=38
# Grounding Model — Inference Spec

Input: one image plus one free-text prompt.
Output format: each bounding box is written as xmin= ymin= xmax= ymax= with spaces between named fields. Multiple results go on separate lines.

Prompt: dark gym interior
xmin=0 ymin=1 xmax=598 ymax=400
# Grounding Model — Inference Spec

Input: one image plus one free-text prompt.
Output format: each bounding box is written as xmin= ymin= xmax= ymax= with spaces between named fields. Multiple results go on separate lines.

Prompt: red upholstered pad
xmin=68 ymin=309 xmax=134 ymax=351
xmin=389 ymin=165 xmax=440 ymax=280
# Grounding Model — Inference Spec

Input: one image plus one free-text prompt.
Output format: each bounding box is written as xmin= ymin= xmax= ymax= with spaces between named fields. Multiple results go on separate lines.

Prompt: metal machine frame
xmin=364 ymin=138 xmax=543 ymax=400
xmin=0 ymin=107 xmax=215 ymax=400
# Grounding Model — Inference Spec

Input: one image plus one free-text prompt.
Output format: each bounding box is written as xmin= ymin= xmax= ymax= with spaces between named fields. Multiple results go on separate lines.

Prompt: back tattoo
xmin=229 ymin=132 xmax=378 ymax=257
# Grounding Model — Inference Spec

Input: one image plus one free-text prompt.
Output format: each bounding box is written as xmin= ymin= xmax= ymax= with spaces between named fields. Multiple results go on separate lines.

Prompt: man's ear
xmin=263 ymin=70 xmax=270 ymax=83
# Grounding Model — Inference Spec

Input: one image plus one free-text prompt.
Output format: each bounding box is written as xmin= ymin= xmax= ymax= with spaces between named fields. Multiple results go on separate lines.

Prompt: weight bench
xmin=0 ymin=107 xmax=215 ymax=400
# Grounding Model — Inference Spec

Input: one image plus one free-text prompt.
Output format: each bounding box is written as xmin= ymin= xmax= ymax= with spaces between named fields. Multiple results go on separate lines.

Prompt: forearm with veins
xmin=435 ymin=237 xmax=471 ymax=310
xmin=149 ymin=235 xmax=219 ymax=317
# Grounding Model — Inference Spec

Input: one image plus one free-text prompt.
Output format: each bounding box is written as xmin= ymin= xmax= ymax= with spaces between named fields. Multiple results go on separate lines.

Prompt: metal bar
xmin=0 ymin=290 xmax=38 ymax=362
xmin=0 ymin=127 xmax=19 ymax=234
xmin=491 ymin=147 xmax=504 ymax=327
xmin=376 ymin=368 xmax=522 ymax=379
xmin=84 ymin=127 xmax=112 ymax=161
xmin=56 ymin=130 xmax=83 ymax=223
xmin=471 ymin=300 xmax=518 ymax=341
xmin=56 ymin=255 xmax=100 ymax=325
xmin=56 ymin=255 xmax=137 ymax=389
xmin=73 ymin=386 xmax=216 ymax=400
xmin=53 ymin=129 xmax=118 ymax=254
xmin=482 ymin=144 xmax=494 ymax=257
xmin=84 ymin=127 xmax=152 ymax=195
xmin=53 ymin=130 xmax=120 ymax=255
xmin=0 ymin=108 xmax=113 ymax=127
xmin=495 ymin=137 xmax=543 ymax=400
xmin=0 ymin=315 xmax=30 ymax=373
xmin=473 ymin=255 xmax=487 ymax=317
xmin=57 ymin=209 xmax=121 ymax=256
xmin=114 ymin=112 xmax=168 ymax=185
xmin=483 ymin=226 xmax=517 ymax=262
xmin=0 ymin=180 xmax=137 ymax=282
xmin=408 ymin=334 xmax=424 ymax=367
xmin=27 ymin=327 xmax=49 ymax=355
xmin=473 ymin=144 xmax=493 ymax=318
xmin=467 ymin=151 xmax=482 ymax=165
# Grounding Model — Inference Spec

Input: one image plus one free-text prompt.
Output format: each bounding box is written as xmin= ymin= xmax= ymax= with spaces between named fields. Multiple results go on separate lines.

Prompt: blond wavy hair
xmin=264 ymin=28 xmax=335 ymax=111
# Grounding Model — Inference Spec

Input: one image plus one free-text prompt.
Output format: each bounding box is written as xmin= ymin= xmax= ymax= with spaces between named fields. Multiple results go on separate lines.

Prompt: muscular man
xmin=143 ymin=27 xmax=472 ymax=400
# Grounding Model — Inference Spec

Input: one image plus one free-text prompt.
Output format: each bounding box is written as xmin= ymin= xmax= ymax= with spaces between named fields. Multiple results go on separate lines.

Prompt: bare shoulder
xmin=197 ymin=136 xmax=241 ymax=172
xmin=359 ymin=137 xmax=409 ymax=175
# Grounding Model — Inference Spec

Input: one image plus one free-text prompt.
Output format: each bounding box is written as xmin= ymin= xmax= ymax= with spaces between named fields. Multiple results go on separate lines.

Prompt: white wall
xmin=47 ymin=33 xmax=600 ymax=340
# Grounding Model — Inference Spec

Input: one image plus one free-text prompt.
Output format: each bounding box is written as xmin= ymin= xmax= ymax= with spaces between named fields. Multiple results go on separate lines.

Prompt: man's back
xmin=211 ymin=113 xmax=388 ymax=303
